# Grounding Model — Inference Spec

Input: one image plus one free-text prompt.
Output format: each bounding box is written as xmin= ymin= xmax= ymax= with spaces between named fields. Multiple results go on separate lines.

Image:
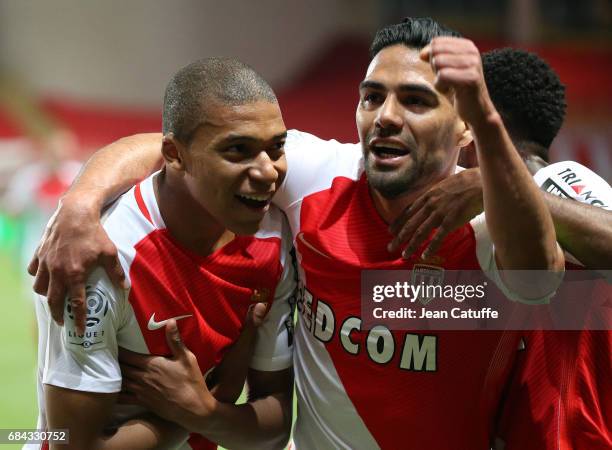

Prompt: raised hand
xmin=420 ymin=37 xmax=496 ymax=128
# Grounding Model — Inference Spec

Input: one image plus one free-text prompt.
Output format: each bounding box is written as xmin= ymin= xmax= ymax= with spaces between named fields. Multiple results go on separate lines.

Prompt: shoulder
xmin=276 ymin=130 xmax=363 ymax=209
xmin=533 ymin=161 xmax=611 ymax=210
xmin=101 ymin=176 xmax=162 ymax=285
xmin=285 ymin=129 xmax=362 ymax=165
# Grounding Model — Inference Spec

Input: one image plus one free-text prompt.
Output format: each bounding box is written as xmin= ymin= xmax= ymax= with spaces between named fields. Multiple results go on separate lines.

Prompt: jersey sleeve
xmin=534 ymin=161 xmax=611 ymax=210
xmin=37 ymin=267 xmax=126 ymax=393
xmin=535 ymin=161 xmax=612 ymax=276
xmin=471 ymin=213 xmax=562 ymax=305
xmin=273 ymin=129 xmax=362 ymax=212
xmin=249 ymin=214 xmax=296 ymax=371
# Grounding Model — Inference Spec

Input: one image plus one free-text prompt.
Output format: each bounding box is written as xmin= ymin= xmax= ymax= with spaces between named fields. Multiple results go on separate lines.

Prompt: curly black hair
xmin=482 ymin=48 xmax=566 ymax=152
xmin=370 ymin=17 xmax=461 ymax=59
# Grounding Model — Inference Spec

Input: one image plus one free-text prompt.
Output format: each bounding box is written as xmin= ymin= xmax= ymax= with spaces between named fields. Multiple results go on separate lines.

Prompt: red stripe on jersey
xmin=134 ymin=183 xmax=153 ymax=225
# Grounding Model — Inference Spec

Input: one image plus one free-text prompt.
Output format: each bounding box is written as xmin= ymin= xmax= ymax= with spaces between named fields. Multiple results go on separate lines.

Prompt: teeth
xmin=372 ymin=142 xmax=406 ymax=151
xmin=238 ymin=194 xmax=270 ymax=202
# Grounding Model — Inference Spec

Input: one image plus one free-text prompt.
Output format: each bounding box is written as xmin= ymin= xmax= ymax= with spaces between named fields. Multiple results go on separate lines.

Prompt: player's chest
xmin=126 ymin=235 xmax=282 ymax=371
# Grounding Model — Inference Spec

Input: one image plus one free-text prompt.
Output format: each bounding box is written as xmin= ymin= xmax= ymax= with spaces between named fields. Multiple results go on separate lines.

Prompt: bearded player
xmin=27 ymin=58 xmax=296 ymax=450
xmin=30 ymin=19 xmax=564 ymax=449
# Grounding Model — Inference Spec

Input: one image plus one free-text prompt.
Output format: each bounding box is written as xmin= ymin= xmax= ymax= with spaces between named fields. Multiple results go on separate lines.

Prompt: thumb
xmin=245 ymin=302 xmax=268 ymax=329
xmin=165 ymin=319 xmax=185 ymax=358
xmin=419 ymin=44 xmax=432 ymax=63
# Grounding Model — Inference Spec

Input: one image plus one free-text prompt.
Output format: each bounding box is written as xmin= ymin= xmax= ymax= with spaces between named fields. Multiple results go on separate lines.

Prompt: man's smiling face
xmin=356 ymin=44 xmax=468 ymax=199
xmin=182 ymin=99 xmax=287 ymax=235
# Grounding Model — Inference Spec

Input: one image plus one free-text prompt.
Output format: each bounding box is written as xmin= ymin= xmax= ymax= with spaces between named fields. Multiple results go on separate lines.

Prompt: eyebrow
xmin=359 ymin=80 xmax=437 ymax=97
xmin=222 ymin=131 xmax=288 ymax=144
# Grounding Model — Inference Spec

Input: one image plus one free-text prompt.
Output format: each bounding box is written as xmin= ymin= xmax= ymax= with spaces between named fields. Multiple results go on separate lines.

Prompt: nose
xmin=375 ymin=96 xmax=403 ymax=134
xmin=249 ymin=151 xmax=279 ymax=186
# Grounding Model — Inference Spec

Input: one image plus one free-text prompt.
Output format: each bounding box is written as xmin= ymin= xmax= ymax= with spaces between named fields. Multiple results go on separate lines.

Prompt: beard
xmin=363 ymin=150 xmax=425 ymax=199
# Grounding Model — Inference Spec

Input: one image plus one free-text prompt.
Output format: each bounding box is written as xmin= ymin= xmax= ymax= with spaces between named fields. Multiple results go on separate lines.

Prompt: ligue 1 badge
xmin=411 ymin=264 xmax=445 ymax=305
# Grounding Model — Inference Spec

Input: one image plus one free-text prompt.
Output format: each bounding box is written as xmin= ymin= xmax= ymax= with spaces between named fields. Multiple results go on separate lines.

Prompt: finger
xmin=402 ymin=216 xmax=438 ymax=259
xmin=430 ymin=37 xmax=476 ymax=54
xmin=389 ymin=206 xmax=430 ymax=253
xmin=422 ymin=225 xmax=452 ymax=260
xmin=435 ymin=68 xmax=480 ymax=91
xmin=46 ymin=280 xmax=67 ymax=326
xmin=429 ymin=54 xmax=477 ymax=71
xmin=101 ymin=252 xmax=128 ymax=290
xmin=389 ymin=193 xmax=429 ymax=236
xmin=165 ymin=319 xmax=185 ymax=357
xmin=27 ymin=251 xmax=40 ymax=277
xmin=118 ymin=347 xmax=153 ymax=368
xmin=32 ymin=265 xmax=51 ymax=296
xmin=68 ymin=282 xmax=87 ymax=335
xmin=419 ymin=44 xmax=432 ymax=63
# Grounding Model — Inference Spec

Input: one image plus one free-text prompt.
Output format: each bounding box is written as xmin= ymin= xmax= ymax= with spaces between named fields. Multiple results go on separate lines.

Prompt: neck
xmin=369 ymin=172 xmax=452 ymax=224
xmin=154 ymin=170 xmax=234 ymax=256
xmin=369 ymin=186 xmax=425 ymax=225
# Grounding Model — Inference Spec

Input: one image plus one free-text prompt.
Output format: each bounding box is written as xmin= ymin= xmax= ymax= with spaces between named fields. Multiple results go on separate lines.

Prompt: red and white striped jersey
xmin=275 ymin=130 xmax=553 ymax=450
xmin=31 ymin=173 xmax=295 ymax=450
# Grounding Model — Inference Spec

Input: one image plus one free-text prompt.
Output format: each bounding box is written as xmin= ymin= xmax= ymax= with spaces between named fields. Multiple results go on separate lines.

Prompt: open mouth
xmin=236 ymin=193 xmax=272 ymax=210
xmin=370 ymin=142 xmax=410 ymax=160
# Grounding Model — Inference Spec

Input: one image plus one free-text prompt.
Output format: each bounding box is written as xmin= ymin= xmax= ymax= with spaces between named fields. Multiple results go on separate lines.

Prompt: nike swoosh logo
xmin=297 ymin=232 xmax=330 ymax=259
xmin=147 ymin=313 xmax=193 ymax=331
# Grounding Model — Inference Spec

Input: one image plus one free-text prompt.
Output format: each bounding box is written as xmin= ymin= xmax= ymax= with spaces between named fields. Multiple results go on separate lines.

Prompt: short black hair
xmin=370 ymin=17 xmax=461 ymax=59
xmin=482 ymin=48 xmax=566 ymax=152
xmin=162 ymin=57 xmax=277 ymax=144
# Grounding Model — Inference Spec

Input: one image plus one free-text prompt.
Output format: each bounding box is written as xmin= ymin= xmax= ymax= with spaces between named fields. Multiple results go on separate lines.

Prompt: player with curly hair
xmin=480 ymin=48 xmax=612 ymax=450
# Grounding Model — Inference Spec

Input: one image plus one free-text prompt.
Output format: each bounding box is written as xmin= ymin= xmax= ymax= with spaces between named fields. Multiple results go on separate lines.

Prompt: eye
xmin=226 ymin=144 xmax=248 ymax=154
xmin=404 ymin=96 xmax=428 ymax=106
xmin=221 ymin=144 xmax=252 ymax=162
xmin=268 ymin=141 xmax=285 ymax=160
xmin=362 ymin=92 xmax=384 ymax=106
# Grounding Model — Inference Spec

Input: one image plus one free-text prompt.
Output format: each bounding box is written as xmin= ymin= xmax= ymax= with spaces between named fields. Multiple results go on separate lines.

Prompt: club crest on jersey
xmin=411 ymin=264 xmax=445 ymax=305
xmin=65 ymin=285 xmax=109 ymax=350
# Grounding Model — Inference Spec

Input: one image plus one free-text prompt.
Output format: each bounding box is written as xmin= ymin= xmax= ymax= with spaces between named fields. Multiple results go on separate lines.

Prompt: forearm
xmin=545 ymin=193 xmax=612 ymax=269
xmin=64 ymin=133 xmax=163 ymax=212
xmin=190 ymin=392 xmax=292 ymax=450
xmin=472 ymin=113 xmax=561 ymax=270
xmin=99 ymin=413 xmax=189 ymax=450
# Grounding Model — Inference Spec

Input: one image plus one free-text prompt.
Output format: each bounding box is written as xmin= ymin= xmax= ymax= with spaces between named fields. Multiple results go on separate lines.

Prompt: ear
xmin=458 ymin=141 xmax=478 ymax=169
xmin=161 ymin=133 xmax=186 ymax=171
xmin=457 ymin=121 xmax=473 ymax=148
